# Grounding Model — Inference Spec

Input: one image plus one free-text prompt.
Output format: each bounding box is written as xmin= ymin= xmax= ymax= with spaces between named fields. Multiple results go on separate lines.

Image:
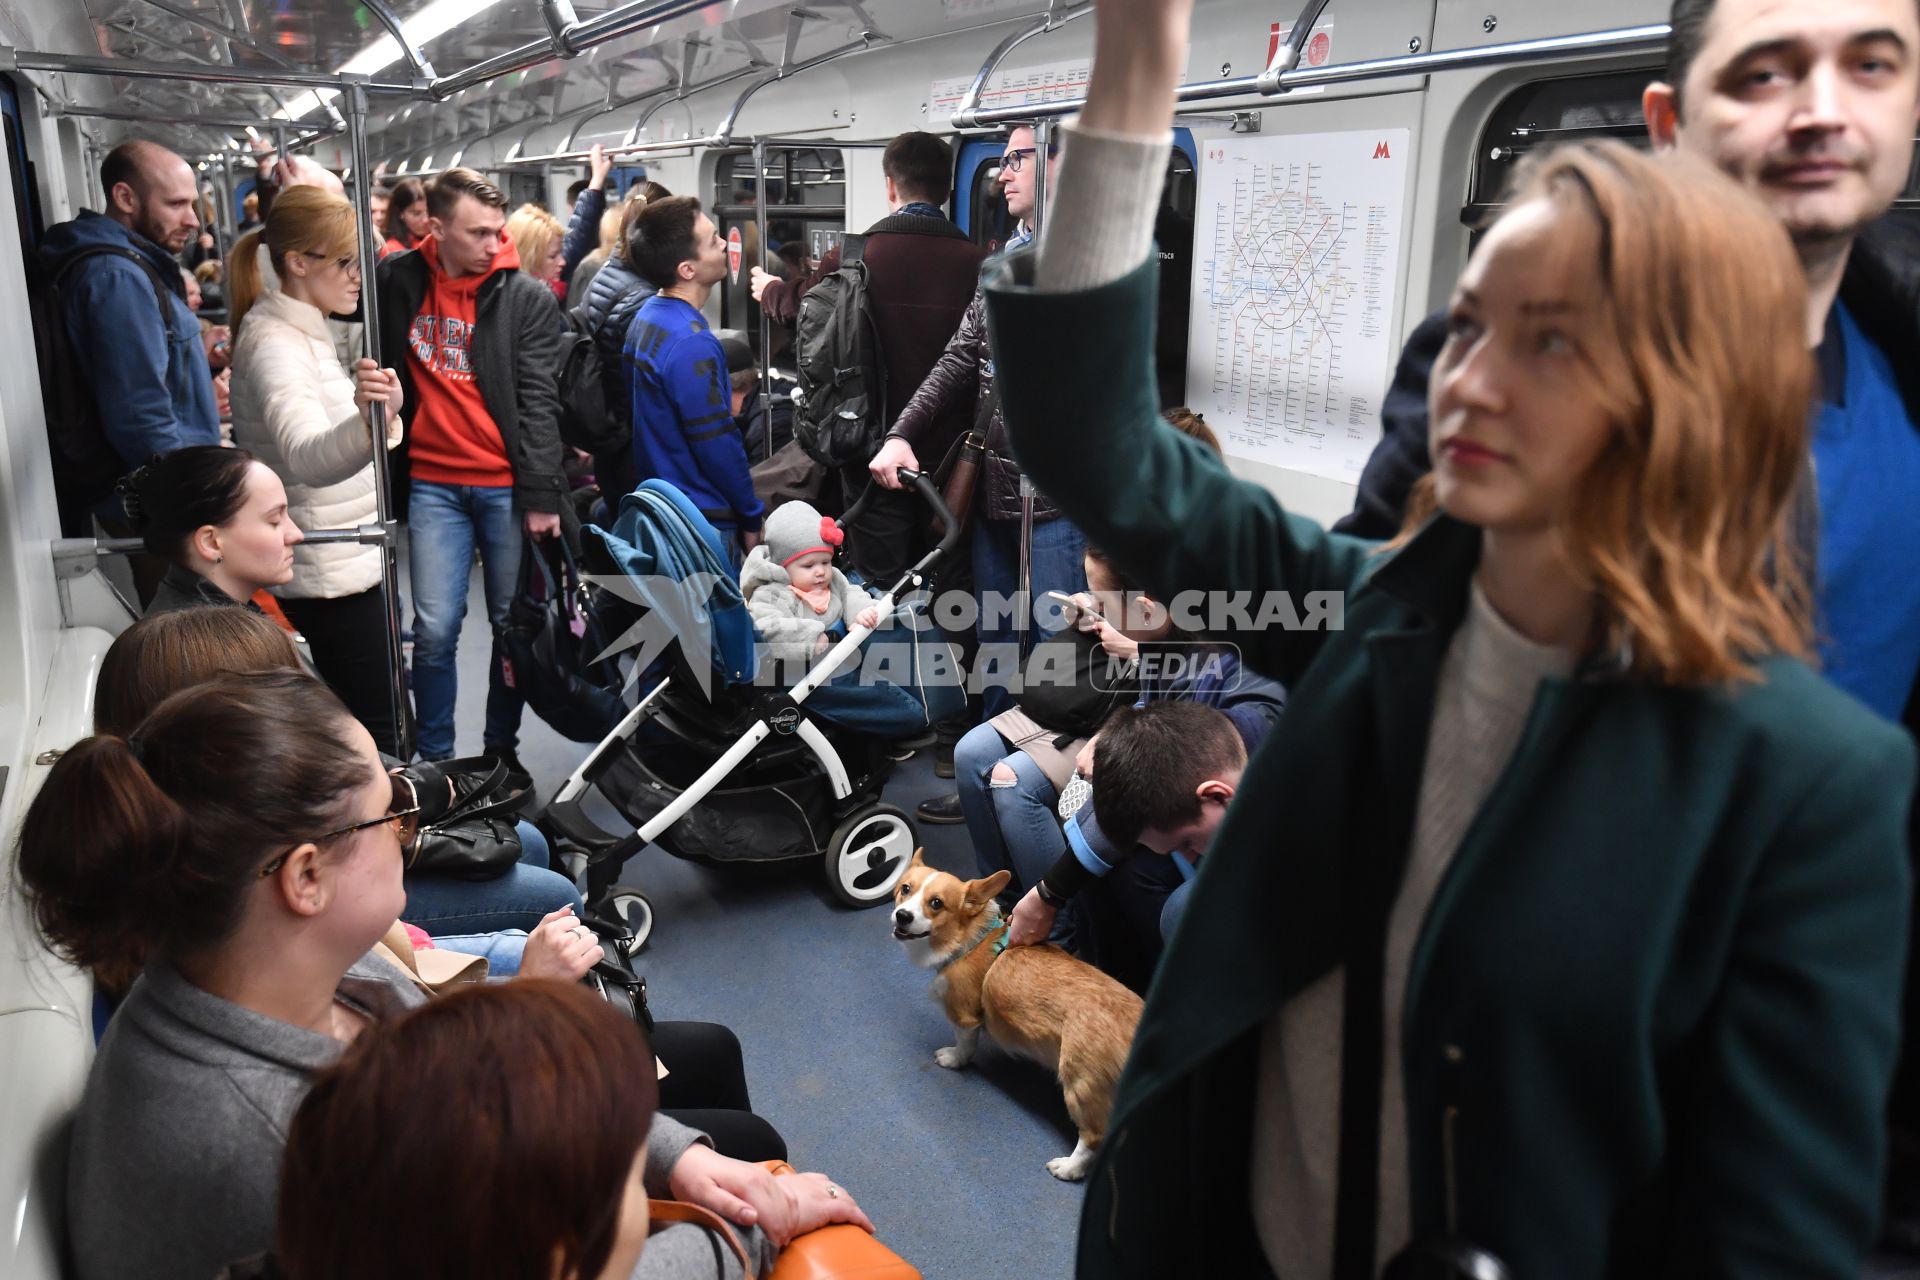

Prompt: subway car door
xmin=955 ymin=130 xmax=1196 ymax=408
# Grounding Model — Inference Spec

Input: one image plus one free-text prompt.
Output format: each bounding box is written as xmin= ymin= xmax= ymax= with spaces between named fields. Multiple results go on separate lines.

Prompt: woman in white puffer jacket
xmin=228 ymin=186 xmax=408 ymax=754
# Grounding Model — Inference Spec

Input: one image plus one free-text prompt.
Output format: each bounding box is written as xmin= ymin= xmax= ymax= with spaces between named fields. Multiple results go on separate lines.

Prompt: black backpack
xmin=30 ymin=245 xmax=175 ymax=535
xmin=557 ymin=306 xmax=626 ymax=456
xmin=792 ymin=234 xmax=886 ymax=468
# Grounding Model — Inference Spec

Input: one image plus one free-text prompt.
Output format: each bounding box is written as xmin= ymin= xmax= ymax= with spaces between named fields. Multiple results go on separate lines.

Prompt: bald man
xmin=41 ymin=139 xmax=219 ymax=487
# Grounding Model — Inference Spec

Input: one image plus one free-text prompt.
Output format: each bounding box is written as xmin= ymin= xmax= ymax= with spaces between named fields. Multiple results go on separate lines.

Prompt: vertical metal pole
xmin=345 ymin=78 xmax=414 ymax=760
xmin=1015 ymin=119 xmax=1052 ymax=659
xmin=218 ymin=155 xmax=237 ymax=245
xmin=754 ymin=138 xmax=773 ymax=463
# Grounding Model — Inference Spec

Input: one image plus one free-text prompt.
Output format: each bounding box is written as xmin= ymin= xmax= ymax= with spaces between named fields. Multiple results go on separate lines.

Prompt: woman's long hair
xmin=505 ymin=202 xmax=563 ymax=277
xmin=385 ymin=177 xmax=426 ymax=248
xmin=227 ymin=186 xmax=359 ymax=328
xmin=1406 ymin=140 xmax=1814 ymax=685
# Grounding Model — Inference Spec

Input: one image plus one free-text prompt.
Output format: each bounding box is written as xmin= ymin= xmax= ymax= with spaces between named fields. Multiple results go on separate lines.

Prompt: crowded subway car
xmin=4 ymin=0 xmax=1920 ymax=1276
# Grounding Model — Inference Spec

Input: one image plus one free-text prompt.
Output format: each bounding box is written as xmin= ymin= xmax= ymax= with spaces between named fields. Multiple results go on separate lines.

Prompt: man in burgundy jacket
xmin=750 ymin=131 xmax=986 ymax=585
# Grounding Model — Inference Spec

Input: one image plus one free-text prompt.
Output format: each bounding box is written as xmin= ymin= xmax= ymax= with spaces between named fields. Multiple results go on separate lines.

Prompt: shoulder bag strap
xmin=647 ymin=1200 xmax=756 ymax=1279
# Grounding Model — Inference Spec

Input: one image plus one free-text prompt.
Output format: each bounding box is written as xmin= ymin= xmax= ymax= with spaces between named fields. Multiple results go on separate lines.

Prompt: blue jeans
xmin=971 ymin=516 xmax=1087 ymax=718
xmin=400 ymin=820 xmax=583 ymax=936
xmin=954 ymin=722 xmax=1067 ymax=898
xmin=433 ymin=930 xmax=529 ymax=978
xmin=409 ymin=479 xmax=525 ymax=761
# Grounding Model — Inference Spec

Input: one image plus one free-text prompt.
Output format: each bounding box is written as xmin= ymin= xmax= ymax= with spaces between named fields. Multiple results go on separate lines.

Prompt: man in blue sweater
xmin=624 ymin=196 xmax=765 ymax=562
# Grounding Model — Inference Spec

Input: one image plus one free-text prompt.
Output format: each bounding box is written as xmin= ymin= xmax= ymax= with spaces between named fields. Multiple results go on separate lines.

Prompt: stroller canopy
xmin=584 ymin=480 xmax=759 ymax=690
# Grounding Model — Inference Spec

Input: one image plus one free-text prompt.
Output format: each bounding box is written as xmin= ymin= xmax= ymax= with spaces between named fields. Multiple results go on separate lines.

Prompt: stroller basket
xmin=598 ymin=737 xmax=834 ymax=866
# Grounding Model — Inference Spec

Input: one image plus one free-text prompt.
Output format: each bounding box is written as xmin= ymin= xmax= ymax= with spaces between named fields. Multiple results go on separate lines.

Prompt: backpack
xmin=29 ymin=244 xmax=176 ymax=535
xmin=500 ymin=535 xmax=626 ymax=743
xmin=557 ymin=306 xmax=626 ymax=456
xmin=792 ymin=234 xmax=886 ymax=468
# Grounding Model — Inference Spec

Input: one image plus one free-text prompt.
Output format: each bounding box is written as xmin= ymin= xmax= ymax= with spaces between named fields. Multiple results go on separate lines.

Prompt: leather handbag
xmin=399 ymin=755 xmax=525 ymax=881
xmin=648 ymin=1162 xmax=921 ymax=1280
xmin=502 ymin=536 xmax=626 ymax=744
xmin=930 ymin=428 xmax=985 ymax=543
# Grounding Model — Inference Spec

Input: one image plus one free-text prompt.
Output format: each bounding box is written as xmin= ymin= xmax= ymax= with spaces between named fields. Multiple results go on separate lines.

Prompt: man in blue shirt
xmin=624 ymin=196 xmax=765 ymax=563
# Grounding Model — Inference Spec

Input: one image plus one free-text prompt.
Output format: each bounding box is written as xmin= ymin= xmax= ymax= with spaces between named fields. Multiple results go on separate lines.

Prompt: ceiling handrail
xmin=948 ymin=1 xmax=1091 ymax=131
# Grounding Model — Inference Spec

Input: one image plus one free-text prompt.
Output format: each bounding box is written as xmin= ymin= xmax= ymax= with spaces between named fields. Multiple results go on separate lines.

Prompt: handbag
xmin=930 ymin=428 xmax=985 ymax=543
xmin=501 ymin=535 xmax=626 ymax=744
xmin=398 ymin=755 xmax=525 ymax=881
xmin=648 ymin=1161 xmax=921 ymax=1280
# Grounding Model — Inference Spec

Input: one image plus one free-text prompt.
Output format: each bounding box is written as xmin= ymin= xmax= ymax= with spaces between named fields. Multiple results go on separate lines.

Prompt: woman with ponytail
xmin=227 ymin=185 xmax=409 ymax=755
xmin=18 ymin=670 xmax=856 ymax=1280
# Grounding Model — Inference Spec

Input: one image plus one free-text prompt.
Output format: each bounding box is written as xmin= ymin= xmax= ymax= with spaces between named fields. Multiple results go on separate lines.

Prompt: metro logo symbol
xmin=1373 ymin=140 xmax=1392 ymax=159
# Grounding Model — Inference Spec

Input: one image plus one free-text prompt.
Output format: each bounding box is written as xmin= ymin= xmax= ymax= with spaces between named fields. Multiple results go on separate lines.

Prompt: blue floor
xmin=436 ymin=558 xmax=1084 ymax=1279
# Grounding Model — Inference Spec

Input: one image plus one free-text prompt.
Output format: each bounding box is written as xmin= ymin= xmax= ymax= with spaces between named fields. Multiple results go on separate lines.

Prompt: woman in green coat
xmin=982 ymin=2 xmax=1915 ymax=1276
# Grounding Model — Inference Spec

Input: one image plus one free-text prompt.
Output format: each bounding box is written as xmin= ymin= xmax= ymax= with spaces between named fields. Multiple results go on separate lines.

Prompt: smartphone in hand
xmin=1039 ymin=589 xmax=1081 ymax=629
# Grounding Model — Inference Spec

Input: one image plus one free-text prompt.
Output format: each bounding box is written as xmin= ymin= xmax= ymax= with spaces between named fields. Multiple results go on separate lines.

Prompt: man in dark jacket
xmin=1334 ymin=0 xmax=1920 ymax=1253
xmin=40 ymin=142 xmax=219 ymax=483
xmin=575 ymin=192 xmax=658 ymax=509
xmin=376 ymin=168 xmax=567 ymax=784
xmin=750 ymin=131 xmax=989 ymax=586
xmin=558 ymin=144 xmax=613 ymax=289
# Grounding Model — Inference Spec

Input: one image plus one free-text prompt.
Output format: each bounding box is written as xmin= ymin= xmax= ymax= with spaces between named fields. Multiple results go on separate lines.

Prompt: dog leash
xmin=934 ymin=917 xmax=1013 ymax=970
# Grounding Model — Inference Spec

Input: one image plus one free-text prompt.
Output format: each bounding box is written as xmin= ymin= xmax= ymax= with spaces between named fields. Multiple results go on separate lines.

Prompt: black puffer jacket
xmin=572 ymin=253 xmax=655 ymax=505
xmin=887 ymin=287 xmax=1062 ymax=524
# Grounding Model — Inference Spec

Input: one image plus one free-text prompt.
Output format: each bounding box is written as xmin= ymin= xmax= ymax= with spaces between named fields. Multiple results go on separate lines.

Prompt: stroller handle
xmin=839 ymin=469 xmax=963 ymax=561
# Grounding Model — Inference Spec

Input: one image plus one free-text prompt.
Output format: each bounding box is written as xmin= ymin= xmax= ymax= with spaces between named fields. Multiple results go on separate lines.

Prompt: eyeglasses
xmin=258 ymin=771 xmax=421 ymax=879
xmin=302 ymin=250 xmax=361 ymax=276
xmin=997 ymin=143 xmax=1058 ymax=174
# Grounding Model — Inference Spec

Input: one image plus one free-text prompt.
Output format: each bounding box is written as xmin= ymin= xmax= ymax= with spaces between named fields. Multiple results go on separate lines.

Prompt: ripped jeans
xmin=953 ymin=720 xmax=1066 ymax=900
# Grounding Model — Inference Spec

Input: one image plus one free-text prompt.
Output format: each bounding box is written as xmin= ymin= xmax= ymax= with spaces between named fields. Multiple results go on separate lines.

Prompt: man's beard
xmin=134 ymin=210 xmax=184 ymax=251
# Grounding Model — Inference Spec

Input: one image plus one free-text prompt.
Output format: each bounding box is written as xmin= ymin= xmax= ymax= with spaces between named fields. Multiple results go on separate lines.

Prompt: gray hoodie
xmin=69 ymin=955 xmax=771 ymax=1280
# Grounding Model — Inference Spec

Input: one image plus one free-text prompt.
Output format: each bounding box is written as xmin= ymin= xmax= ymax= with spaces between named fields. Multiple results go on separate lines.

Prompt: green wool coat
xmin=982 ymin=254 xmax=1915 ymax=1279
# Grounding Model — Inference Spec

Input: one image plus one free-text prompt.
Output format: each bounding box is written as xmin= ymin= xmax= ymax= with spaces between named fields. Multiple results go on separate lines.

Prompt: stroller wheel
xmin=824 ymin=803 xmax=916 ymax=907
xmin=599 ymin=885 xmax=655 ymax=954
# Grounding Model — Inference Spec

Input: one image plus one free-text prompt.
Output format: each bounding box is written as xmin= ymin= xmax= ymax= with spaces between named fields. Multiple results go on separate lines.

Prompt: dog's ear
xmin=909 ymin=847 xmax=926 ymax=869
xmin=966 ymin=869 xmax=1012 ymax=908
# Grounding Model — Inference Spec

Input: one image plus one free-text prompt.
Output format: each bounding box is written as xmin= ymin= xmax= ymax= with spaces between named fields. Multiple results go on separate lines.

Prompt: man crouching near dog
xmin=1004 ymin=701 xmax=1247 ymax=966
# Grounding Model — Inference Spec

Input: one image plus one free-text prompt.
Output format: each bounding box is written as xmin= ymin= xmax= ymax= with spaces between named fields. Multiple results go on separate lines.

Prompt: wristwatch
xmin=1035 ymin=880 xmax=1068 ymax=909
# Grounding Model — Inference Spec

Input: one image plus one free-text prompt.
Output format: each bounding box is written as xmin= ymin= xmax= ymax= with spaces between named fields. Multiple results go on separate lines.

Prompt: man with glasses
xmin=376 ymin=167 xmax=568 ymax=793
xmin=867 ymin=127 xmax=1087 ymax=821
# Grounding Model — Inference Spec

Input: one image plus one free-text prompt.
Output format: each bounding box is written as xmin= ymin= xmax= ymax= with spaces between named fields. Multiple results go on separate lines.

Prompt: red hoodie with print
xmin=404 ymin=235 xmax=520 ymax=488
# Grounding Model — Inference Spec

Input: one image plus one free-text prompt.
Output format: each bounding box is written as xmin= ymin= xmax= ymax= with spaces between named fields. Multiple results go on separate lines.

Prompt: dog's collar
xmin=934 ymin=917 xmax=1010 ymax=971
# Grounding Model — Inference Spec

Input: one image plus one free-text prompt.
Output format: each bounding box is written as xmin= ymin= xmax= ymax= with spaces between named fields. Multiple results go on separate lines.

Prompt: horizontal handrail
xmin=951 ymin=21 xmax=1672 ymax=127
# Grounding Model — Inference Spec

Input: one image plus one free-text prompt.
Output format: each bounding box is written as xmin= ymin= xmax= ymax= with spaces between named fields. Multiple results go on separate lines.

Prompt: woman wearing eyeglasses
xmin=17 ymin=668 xmax=872 ymax=1280
xmin=227 ymin=185 xmax=408 ymax=757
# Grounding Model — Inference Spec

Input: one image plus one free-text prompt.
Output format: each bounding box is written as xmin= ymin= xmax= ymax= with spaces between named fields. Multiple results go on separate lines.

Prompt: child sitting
xmin=742 ymin=499 xmax=883 ymax=666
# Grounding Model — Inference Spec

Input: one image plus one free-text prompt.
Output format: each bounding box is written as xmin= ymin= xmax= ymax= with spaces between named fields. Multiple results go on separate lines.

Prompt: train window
xmin=507 ymin=171 xmax=546 ymax=211
xmin=0 ymin=75 xmax=42 ymax=257
xmin=711 ymin=148 xmax=846 ymax=372
xmin=1466 ymin=70 xmax=1920 ymax=240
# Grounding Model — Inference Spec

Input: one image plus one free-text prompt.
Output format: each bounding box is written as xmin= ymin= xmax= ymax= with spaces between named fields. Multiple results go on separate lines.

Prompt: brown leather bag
xmin=647 ymin=1161 xmax=921 ymax=1280
xmin=931 ymin=429 xmax=985 ymax=543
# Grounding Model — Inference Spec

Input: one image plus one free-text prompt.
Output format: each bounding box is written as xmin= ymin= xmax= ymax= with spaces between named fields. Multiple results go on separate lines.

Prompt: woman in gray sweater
xmin=16 ymin=669 xmax=871 ymax=1280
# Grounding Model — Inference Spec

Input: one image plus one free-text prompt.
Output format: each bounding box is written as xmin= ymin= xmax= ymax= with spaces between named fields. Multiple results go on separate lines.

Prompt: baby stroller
xmin=538 ymin=472 xmax=965 ymax=948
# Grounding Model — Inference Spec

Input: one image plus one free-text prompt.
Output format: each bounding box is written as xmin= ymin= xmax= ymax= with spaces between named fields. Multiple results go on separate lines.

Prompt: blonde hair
xmin=227 ymin=186 xmax=358 ymax=328
xmin=193 ymin=260 xmax=222 ymax=284
xmin=506 ymin=203 xmax=564 ymax=277
xmin=1402 ymin=140 xmax=1813 ymax=685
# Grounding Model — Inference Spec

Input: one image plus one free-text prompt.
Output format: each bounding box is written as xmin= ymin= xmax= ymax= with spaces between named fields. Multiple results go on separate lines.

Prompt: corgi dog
xmin=891 ymin=850 xmax=1143 ymax=1180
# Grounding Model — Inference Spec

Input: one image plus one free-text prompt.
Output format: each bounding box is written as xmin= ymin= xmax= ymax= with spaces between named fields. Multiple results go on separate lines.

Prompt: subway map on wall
xmin=1187 ymin=129 xmax=1411 ymax=484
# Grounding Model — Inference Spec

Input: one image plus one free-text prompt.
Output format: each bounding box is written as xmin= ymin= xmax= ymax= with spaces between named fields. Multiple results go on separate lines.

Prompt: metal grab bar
xmin=429 ymin=0 xmax=734 ymax=100
xmin=949 ymin=1 xmax=1092 ymax=130
xmin=58 ymin=527 xmax=390 ymax=560
xmin=951 ymin=22 xmax=1672 ymax=128
xmin=9 ymin=48 xmax=414 ymax=95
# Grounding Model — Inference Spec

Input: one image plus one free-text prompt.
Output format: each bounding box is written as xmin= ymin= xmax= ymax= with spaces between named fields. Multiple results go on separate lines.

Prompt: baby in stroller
xmin=742 ymin=501 xmax=884 ymax=664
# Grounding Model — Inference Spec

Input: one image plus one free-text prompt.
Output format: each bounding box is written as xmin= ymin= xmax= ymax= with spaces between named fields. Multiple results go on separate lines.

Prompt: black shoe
xmin=916 ymin=793 xmax=965 ymax=824
xmin=933 ymin=740 xmax=956 ymax=780
xmin=484 ymin=746 xmax=535 ymax=798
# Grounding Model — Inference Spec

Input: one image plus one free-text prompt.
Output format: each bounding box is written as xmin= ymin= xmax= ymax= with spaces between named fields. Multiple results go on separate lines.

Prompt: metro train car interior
xmin=2 ymin=0 xmax=1919 ymax=1277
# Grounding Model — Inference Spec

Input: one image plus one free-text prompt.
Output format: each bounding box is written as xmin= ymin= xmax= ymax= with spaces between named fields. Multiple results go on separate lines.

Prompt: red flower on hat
xmin=820 ymin=517 xmax=844 ymax=548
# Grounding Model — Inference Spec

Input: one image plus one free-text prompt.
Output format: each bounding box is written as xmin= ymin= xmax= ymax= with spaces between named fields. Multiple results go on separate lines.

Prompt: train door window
xmin=956 ymin=133 xmax=1195 ymax=406
xmin=508 ymin=171 xmax=547 ymax=211
xmin=0 ymin=74 xmax=42 ymax=256
xmin=711 ymin=148 xmax=845 ymax=373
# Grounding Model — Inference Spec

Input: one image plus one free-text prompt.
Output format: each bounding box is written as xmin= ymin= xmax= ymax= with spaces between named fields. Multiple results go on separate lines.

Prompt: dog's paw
xmin=934 ymin=1045 xmax=971 ymax=1069
xmin=1046 ymin=1152 xmax=1093 ymax=1181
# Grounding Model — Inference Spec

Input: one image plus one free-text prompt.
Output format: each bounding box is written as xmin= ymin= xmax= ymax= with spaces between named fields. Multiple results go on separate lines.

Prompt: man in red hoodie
xmin=376 ymin=168 xmax=567 ymax=788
